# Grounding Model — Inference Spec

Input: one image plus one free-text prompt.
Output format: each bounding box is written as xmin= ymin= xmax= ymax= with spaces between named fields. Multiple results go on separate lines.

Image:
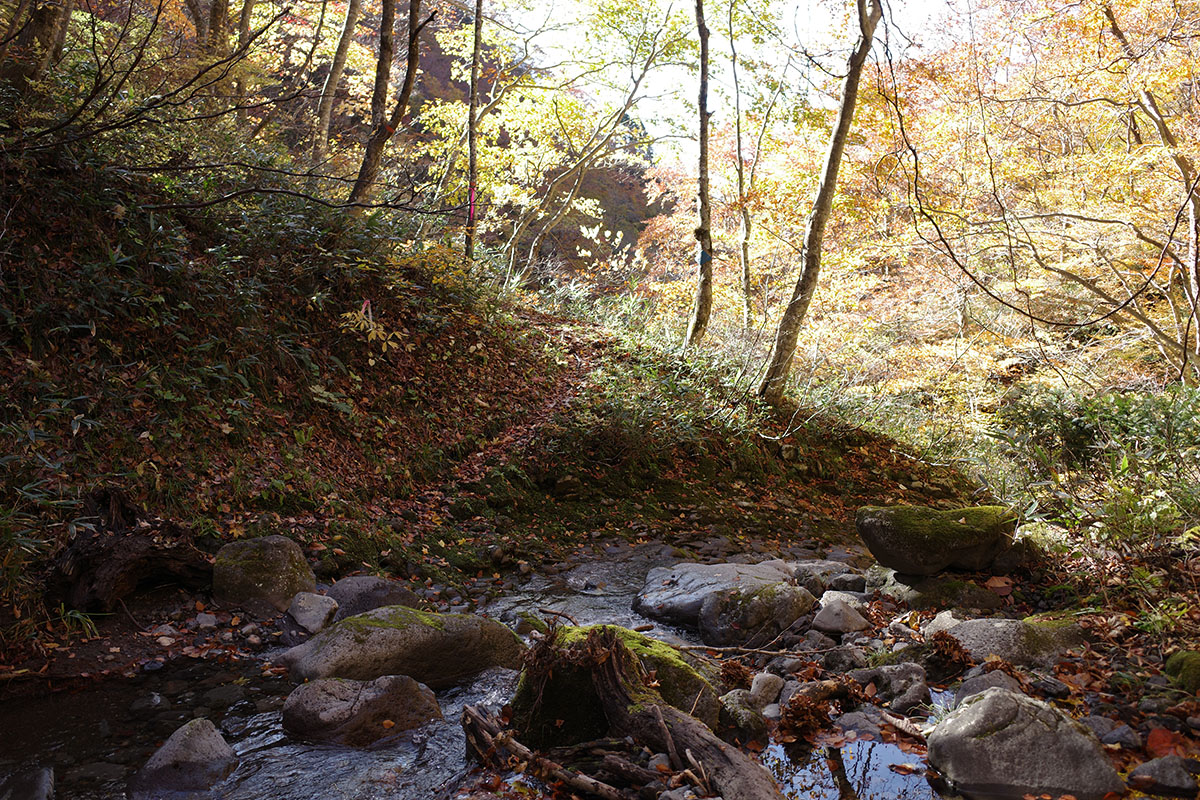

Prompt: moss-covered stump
xmin=278 ymin=606 xmax=525 ymax=689
xmin=213 ymin=535 xmax=316 ymax=614
xmin=511 ymin=625 xmax=720 ymax=748
xmin=856 ymin=505 xmax=1017 ymax=576
xmin=1165 ymin=651 xmax=1200 ymax=694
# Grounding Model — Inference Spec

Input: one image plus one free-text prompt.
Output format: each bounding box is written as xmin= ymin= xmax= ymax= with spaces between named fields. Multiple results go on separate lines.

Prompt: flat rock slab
xmin=279 ymin=605 xmax=525 ymax=689
xmin=929 ymin=688 xmax=1123 ymax=800
xmin=633 ymin=560 xmax=798 ymax=627
xmin=282 ymin=675 xmax=441 ymax=746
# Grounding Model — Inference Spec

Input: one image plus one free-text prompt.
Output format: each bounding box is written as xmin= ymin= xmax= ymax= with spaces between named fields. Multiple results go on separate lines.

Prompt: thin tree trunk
xmin=369 ymin=0 xmax=396 ymax=126
xmin=465 ymin=0 xmax=483 ymax=261
xmin=685 ymin=0 xmax=713 ymax=347
xmin=758 ymin=0 xmax=881 ymax=404
xmin=729 ymin=0 xmax=751 ymax=328
xmin=346 ymin=0 xmax=433 ymax=206
xmin=233 ymin=0 xmax=255 ymax=124
xmin=312 ymin=0 xmax=363 ymax=165
xmin=247 ymin=0 xmax=326 ymax=141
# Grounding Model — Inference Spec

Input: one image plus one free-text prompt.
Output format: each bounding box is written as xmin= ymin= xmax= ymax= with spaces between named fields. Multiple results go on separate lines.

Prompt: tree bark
xmin=346 ymin=0 xmax=433 ymax=207
xmin=758 ymin=0 xmax=881 ymax=404
xmin=312 ymin=0 xmax=363 ymax=165
xmin=465 ymin=0 xmax=483 ymax=261
xmin=729 ymin=0 xmax=751 ymax=328
xmin=369 ymin=0 xmax=397 ymax=127
xmin=685 ymin=0 xmax=714 ymax=347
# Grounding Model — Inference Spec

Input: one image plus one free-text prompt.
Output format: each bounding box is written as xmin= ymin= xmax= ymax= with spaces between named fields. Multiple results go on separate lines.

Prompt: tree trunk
xmin=465 ymin=0 xmax=483 ymax=261
xmin=685 ymin=0 xmax=714 ymax=347
xmin=233 ymin=0 xmax=256 ymax=123
xmin=247 ymin=0 xmax=326 ymax=141
xmin=346 ymin=0 xmax=432 ymax=207
xmin=369 ymin=0 xmax=397 ymax=127
xmin=758 ymin=0 xmax=881 ymax=404
xmin=312 ymin=0 xmax=363 ymax=165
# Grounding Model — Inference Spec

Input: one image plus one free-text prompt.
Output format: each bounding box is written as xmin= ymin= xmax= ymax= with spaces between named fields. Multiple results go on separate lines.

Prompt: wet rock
xmin=282 ymin=675 xmax=441 ymax=746
xmin=328 ymin=575 xmax=421 ymax=622
xmin=202 ymin=684 xmax=246 ymax=709
xmin=953 ymin=670 xmax=1022 ymax=707
xmin=812 ymin=597 xmax=869 ymax=634
xmin=697 ymin=583 xmax=815 ymax=647
xmin=847 ymin=663 xmax=930 ymax=715
xmin=129 ymin=692 xmax=172 ymax=718
xmin=280 ymin=606 xmax=525 ymax=689
xmin=927 ymin=688 xmax=1123 ymax=800
xmin=719 ymin=689 xmax=768 ymax=744
xmin=633 ymin=560 xmax=799 ymax=628
xmin=856 ymin=505 xmax=1016 ymax=575
xmin=287 ymin=591 xmax=338 ymax=635
xmin=1128 ymin=755 xmax=1200 ymax=797
xmin=945 ymin=617 xmax=1084 ymax=666
xmin=879 ymin=570 xmax=1003 ymax=611
xmin=0 ymin=767 xmax=54 ymax=800
xmin=129 ymin=718 xmax=237 ymax=796
xmin=749 ymin=673 xmax=785 ymax=710
xmin=67 ymin=763 xmax=125 ymax=783
xmin=833 ymin=706 xmax=886 ymax=738
xmin=213 ymin=535 xmax=315 ymax=614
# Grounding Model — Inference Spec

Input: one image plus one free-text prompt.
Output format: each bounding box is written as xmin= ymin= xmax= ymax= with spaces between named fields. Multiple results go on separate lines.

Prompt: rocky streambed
xmin=3 ymin=509 xmax=1199 ymax=800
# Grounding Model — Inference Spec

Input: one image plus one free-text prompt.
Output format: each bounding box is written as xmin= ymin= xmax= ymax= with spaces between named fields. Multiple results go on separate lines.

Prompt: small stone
xmin=246 ymin=634 xmax=262 ymax=647
xmin=1100 ymin=724 xmax=1142 ymax=749
xmin=812 ymin=597 xmax=869 ymax=633
xmin=196 ymin=613 xmax=219 ymax=631
xmin=240 ymin=623 xmax=258 ymax=636
xmin=1128 ymin=755 xmax=1199 ymax=797
xmin=156 ymin=636 xmax=174 ymax=647
xmin=749 ymin=673 xmax=785 ymax=710
xmin=287 ymin=592 xmax=339 ymax=635
xmin=130 ymin=718 xmax=237 ymax=795
xmin=648 ymin=753 xmax=671 ymax=771
xmin=762 ymin=703 xmax=782 ymax=721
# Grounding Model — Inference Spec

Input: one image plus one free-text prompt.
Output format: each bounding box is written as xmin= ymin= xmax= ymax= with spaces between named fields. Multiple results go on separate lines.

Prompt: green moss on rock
xmin=1165 ymin=650 xmax=1200 ymax=693
xmin=856 ymin=505 xmax=1017 ymax=575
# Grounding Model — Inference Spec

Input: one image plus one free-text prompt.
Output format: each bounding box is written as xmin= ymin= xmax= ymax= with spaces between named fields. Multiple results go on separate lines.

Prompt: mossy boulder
xmin=856 ymin=505 xmax=1017 ymax=576
xmin=510 ymin=625 xmax=720 ymax=748
xmin=213 ymin=535 xmax=316 ymax=614
xmin=946 ymin=616 xmax=1084 ymax=667
xmin=698 ymin=583 xmax=816 ymax=647
xmin=1165 ymin=651 xmax=1200 ymax=694
xmin=278 ymin=605 xmax=525 ymax=689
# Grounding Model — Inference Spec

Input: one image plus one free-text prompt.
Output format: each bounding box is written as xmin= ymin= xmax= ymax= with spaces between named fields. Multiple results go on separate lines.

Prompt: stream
xmin=0 ymin=543 xmax=948 ymax=799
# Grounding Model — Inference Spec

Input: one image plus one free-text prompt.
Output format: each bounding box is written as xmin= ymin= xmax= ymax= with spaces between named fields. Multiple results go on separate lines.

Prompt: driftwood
xmin=48 ymin=489 xmax=213 ymax=612
xmin=470 ymin=627 xmax=784 ymax=800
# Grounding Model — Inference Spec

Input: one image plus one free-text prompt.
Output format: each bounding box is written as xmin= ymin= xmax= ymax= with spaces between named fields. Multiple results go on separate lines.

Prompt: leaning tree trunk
xmin=758 ymin=0 xmax=882 ymax=404
xmin=346 ymin=0 xmax=433 ymax=207
xmin=464 ymin=0 xmax=483 ymax=260
xmin=684 ymin=0 xmax=714 ymax=348
xmin=312 ymin=0 xmax=363 ymax=165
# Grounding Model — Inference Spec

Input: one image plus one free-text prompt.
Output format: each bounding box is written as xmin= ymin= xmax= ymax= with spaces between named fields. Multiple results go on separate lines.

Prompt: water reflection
xmin=764 ymin=739 xmax=938 ymax=800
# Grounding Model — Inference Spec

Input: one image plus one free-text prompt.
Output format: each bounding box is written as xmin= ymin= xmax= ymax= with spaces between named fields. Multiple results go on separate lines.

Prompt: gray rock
xmin=847 ymin=663 xmax=930 ymax=715
xmin=828 ymin=573 xmax=867 ymax=592
xmin=328 ymin=576 xmax=421 ymax=622
xmin=718 ymin=689 xmax=768 ymax=744
xmin=812 ymin=597 xmax=869 ymax=633
xmin=1078 ymin=715 xmax=1118 ymax=738
xmin=129 ymin=718 xmax=237 ymax=795
xmin=927 ymin=688 xmax=1123 ymax=800
xmin=0 ymin=767 xmax=54 ymax=800
xmin=761 ymin=702 xmax=782 ymax=721
xmin=282 ymin=675 xmax=441 ymax=746
xmin=213 ymin=535 xmax=315 ymax=614
xmin=856 ymin=505 xmax=1016 ymax=575
xmin=1129 ymin=755 xmax=1199 ymax=797
xmin=923 ymin=610 xmax=967 ymax=637
xmin=202 ymin=684 xmax=245 ymax=709
xmin=879 ymin=570 xmax=1003 ymax=611
xmin=1101 ymin=724 xmax=1142 ymax=749
xmin=288 ymin=592 xmax=339 ymax=634
xmin=195 ymin=613 xmax=218 ymax=631
xmin=954 ymin=670 xmax=1022 ymax=707
xmin=634 ymin=561 xmax=799 ymax=627
xmin=749 ymin=673 xmax=785 ymax=710
xmin=791 ymin=560 xmax=859 ymax=596
xmin=833 ymin=706 xmax=886 ymax=738
xmin=697 ymin=583 xmax=815 ymax=646
xmin=797 ymin=630 xmax=837 ymax=652
xmin=279 ymin=606 xmax=525 ymax=688
xmin=778 ymin=679 xmax=802 ymax=707
xmin=818 ymin=590 xmax=869 ymax=612
xmin=821 ymin=646 xmax=868 ymax=672
xmin=945 ymin=618 xmax=1084 ymax=666
xmin=887 ymin=620 xmax=919 ymax=641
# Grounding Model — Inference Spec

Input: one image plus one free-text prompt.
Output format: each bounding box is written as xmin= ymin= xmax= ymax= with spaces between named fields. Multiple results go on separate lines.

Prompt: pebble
xmin=246 ymin=635 xmax=262 ymax=648
xmin=155 ymin=636 xmax=175 ymax=647
xmin=1100 ymin=724 xmax=1142 ymax=749
xmin=196 ymin=613 xmax=219 ymax=631
xmin=240 ymin=623 xmax=259 ymax=636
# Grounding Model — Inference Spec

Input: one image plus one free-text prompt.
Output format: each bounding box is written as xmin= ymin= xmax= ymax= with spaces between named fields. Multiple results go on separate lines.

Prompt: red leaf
xmin=1146 ymin=727 xmax=1185 ymax=758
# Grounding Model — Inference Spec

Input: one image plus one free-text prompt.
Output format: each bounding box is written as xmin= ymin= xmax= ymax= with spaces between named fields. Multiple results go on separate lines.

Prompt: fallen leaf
xmin=1146 ymin=727 xmax=1185 ymax=758
xmin=889 ymin=763 xmax=921 ymax=775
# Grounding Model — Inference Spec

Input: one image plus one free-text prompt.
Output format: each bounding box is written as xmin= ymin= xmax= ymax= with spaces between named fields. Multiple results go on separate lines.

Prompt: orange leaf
xmin=1146 ymin=727 xmax=1185 ymax=758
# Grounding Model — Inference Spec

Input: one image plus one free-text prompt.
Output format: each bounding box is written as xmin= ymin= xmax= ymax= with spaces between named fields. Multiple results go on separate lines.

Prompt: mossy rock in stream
xmin=1165 ymin=651 xmax=1200 ymax=693
xmin=856 ymin=505 xmax=1017 ymax=576
xmin=510 ymin=625 xmax=720 ymax=748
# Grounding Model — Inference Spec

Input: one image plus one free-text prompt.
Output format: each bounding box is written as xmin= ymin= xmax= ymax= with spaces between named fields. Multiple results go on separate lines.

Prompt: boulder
xmin=633 ymin=561 xmax=798 ymax=627
xmin=213 ymin=535 xmax=315 ymax=614
xmin=697 ymin=583 xmax=815 ymax=646
xmin=719 ymin=689 xmax=768 ymax=745
xmin=1128 ymin=755 xmax=1200 ymax=797
xmin=855 ymin=505 xmax=1017 ymax=576
xmin=129 ymin=718 xmax=237 ymax=796
xmin=279 ymin=606 xmax=525 ymax=688
xmin=812 ymin=597 xmax=869 ymax=634
xmin=927 ymin=688 xmax=1123 ymax=800
xmin=847 ymin=663 xmax=930 ymax=715
xmin=791 ymin=560 xmax=860 ymax=596
xmin=945 ymin=617 xmax=1084 ymax=667
xmin=878 ymin=570 xmax=1002 ymax=611
xmin=328 ymin=575 xmax=421 ymax=622
xmin=282 ymin=675 xmax=441 ymax=746
xmin=1166 ymin=651 xmax=1200 ymax=694
xmin=953 ymin=669 xmax=1022 ymax=707
xmin=0 ymin=767 xmax=54 ymax=800
xmin=287 ymin=592 xmax=339 ymax=634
